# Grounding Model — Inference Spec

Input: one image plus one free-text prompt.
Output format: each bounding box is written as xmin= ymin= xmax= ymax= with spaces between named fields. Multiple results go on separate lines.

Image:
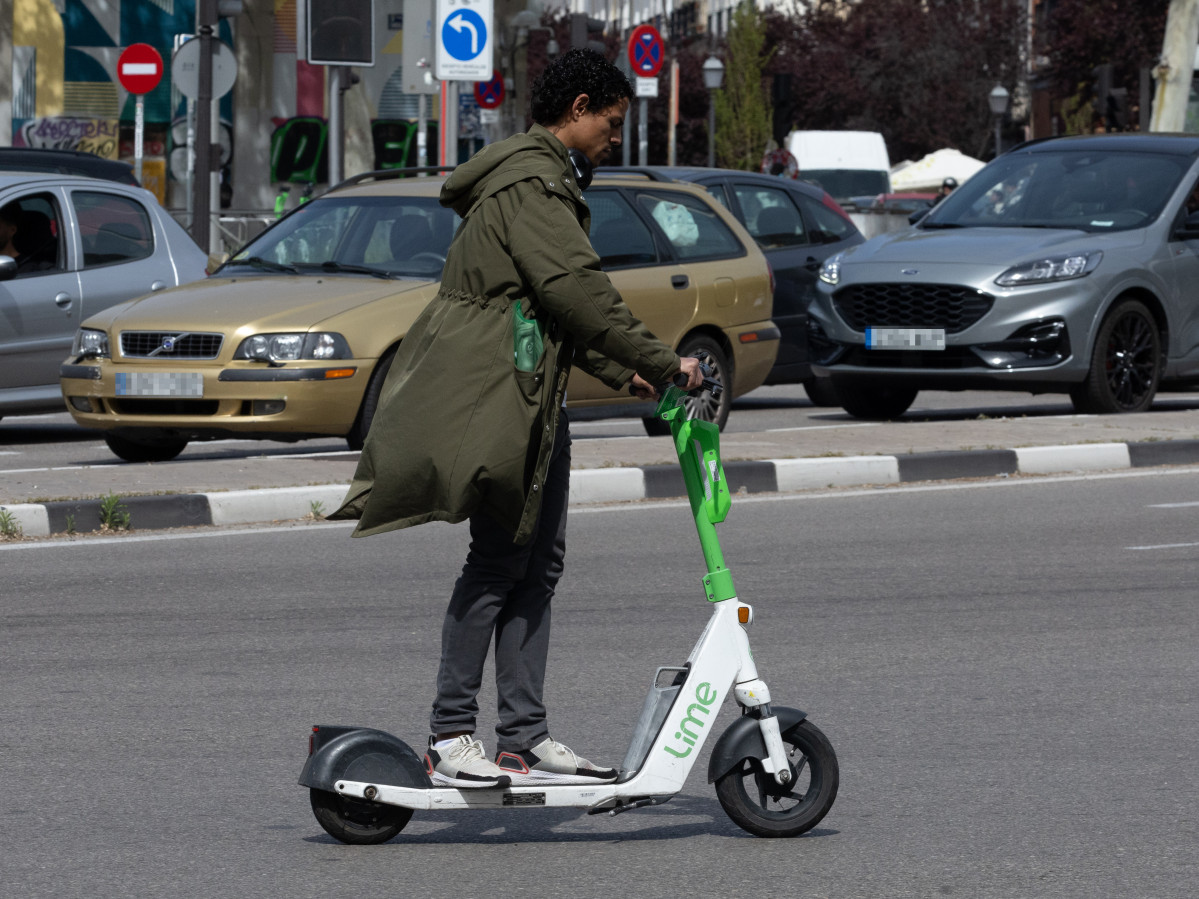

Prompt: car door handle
xmin=54 ymin=292 xmax=73 ymax=309
xmin=671 ymin=274 xmax=689 ymax=289
xmin=804 ymin=256 xmax=821 ymax=271
xmin=150 ymin=280 xmax=167 ymax=291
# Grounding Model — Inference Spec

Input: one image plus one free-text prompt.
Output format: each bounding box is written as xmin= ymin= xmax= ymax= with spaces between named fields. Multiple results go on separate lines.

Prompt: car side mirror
xmin=0 ymin=255 xmax=16 ymax=281
xmin=1175 ymin=209 xmax=1199 ymax=241
xmin=908 ymin=208 xmax=930 ymax=226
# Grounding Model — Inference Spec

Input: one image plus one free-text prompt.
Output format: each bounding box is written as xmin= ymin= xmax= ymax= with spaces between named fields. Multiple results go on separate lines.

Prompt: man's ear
xmin=571 ymin=93 xmax=590 ymax=120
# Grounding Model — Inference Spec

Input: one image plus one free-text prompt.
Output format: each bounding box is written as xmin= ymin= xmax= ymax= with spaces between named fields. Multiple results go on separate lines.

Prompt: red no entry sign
xmin=474 ymin=71 xmax=505 ymax=110
xmin=628 ymin=25 xmax=664 ymax=78
xmin=118 ymin=43 xmax=164 ymax=95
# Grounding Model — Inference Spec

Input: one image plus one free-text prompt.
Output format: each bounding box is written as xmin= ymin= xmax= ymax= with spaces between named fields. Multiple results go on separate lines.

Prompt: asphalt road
xmin=3 ymin=468 xmax=1197 ymax=897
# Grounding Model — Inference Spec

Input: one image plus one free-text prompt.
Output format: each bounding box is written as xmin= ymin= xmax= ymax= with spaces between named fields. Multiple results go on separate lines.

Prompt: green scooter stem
xmin=655 ymin=386 xmax=737 ymax=603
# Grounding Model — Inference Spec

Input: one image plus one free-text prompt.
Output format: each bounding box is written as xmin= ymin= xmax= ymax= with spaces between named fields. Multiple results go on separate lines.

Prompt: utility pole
xmin=1150 ymin=0 xmax=1199 ymax=132
xmin=193 ymin=0 xmax=216 ymax=253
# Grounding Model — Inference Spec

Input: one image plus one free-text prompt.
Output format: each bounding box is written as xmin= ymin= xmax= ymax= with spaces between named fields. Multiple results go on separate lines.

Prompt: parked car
xmin=0 ymin=173 xmax=208 ymax=420
xmin=598 ymin=166 xmax=865 ymax=405
xmin=810 ymin=133 xmax=1199 ymax=419
xmin=0 ymin=148 xmax=139 ymax=185
xmin=61 ymin=171 xmax=778 ymax=461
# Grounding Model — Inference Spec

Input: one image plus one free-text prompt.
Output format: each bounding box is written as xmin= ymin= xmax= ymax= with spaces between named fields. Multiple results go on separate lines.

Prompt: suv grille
xmin=120 ymin=331 xmax=224 ymax=359
xmin=833 ymin=284 xmax=993 ymax=334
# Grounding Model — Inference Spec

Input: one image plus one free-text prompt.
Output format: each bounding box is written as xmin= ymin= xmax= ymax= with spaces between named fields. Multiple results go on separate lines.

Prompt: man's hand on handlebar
xmin=629 ymin=357 xmax=705 ymax=399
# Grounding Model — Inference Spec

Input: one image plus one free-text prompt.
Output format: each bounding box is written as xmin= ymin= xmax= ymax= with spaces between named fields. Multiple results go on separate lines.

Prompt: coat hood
xmin=440 ymin=124 xmax=575 ymax=217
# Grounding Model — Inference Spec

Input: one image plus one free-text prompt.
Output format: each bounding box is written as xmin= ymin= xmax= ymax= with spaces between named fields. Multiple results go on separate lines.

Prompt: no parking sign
xmin=628 ymin=24 xmax=664 ymax=78
xmin=474 ymin=70 xmax=504 ymax=109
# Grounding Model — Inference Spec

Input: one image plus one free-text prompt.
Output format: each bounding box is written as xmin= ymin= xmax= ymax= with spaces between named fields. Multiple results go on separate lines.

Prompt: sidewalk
xmin=5 ymin=403 xmax=1199 ymax=538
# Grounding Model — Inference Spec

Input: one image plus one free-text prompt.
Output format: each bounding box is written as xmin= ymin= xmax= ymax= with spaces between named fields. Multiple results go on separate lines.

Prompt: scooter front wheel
xmin=309 ymin=788 xmax=412 ymax=845
xmin=715 ymin=718 xmax=838 ymax=838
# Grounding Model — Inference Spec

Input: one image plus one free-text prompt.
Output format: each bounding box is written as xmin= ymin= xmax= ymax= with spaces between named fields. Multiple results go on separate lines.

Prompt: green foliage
xmin=715 ymin=2 xmax=774 ymax=170
xmin=0 ymin=507 xmax=22 ymax=539
xmin=1058 ymin=86 xmax=1097 ymax=136
xmin=99 ymin=492 xmax=132 ymax=531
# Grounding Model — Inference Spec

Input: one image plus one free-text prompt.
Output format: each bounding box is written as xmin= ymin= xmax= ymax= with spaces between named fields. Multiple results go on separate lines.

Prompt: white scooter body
xmin=325 ymin=596 xmax=788 ymax=814
xmin=300 ymin=377 xmax=837 ymax=839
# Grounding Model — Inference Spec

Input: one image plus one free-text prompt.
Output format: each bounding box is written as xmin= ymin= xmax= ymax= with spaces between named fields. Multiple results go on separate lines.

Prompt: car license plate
xmin=866 ymin=327 xmax=946 ymax=350
xmin=115 ymin=372 xmax=204 ymax=397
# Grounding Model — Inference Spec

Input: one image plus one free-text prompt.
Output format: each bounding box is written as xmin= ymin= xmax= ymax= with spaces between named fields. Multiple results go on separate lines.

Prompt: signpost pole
xmin=194 ymin=0 xmax=215 ymax=253
xmin=328 ymin=66 xmax=343 ymax=184
xmin=638 ymin=97 xmax=647 ymax=166
xmin=134 ymin=96 xmax=145 ymax=185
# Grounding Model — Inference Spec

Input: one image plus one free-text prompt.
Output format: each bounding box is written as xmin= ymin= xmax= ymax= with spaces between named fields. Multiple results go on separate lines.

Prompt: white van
xmin=785 ymin=130 xmax=891 ymax=202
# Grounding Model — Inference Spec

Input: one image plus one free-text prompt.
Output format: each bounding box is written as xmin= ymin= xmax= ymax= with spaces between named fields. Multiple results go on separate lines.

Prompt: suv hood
xmin=91 ymin=274 xmax=432 ymax=331
xmin=847 ymin=226 xmax=1140 ymax=266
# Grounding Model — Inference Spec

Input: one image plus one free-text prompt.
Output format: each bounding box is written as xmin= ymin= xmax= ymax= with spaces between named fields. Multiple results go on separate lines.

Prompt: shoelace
xmin=449 ymin=737 xmax=487 ymax=763
xmin=546 ymin=739 xmax=581 ymax=769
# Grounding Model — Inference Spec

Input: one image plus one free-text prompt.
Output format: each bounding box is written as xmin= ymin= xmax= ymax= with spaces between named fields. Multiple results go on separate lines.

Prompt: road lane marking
xmin=1127 ymin=542 xmax=1199 ymax=550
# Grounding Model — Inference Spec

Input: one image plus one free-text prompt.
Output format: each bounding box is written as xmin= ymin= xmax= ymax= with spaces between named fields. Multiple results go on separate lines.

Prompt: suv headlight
xmin=72 ymin=328 xmax=109 ymax=358
xmin=819 ymin=252 xmax=845 ymax=285
xmin=234 ymin=332 xmax=351 ymax=363
xmin=995 ymin=251 xmax=1102 ymax=287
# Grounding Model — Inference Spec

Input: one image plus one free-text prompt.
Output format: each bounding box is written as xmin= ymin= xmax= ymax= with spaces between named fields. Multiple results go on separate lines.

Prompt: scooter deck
xmin=334 ymin=778 xmax=672 ymax=813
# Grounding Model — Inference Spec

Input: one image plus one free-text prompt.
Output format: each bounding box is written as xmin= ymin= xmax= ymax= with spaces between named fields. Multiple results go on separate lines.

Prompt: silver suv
xmin=810 ymin=134 xmax=1199 ymax=418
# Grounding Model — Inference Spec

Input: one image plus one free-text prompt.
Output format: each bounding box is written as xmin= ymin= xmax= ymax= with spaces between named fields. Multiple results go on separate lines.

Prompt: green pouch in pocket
xmin=513 ymin=301 xmax=545 ymax=372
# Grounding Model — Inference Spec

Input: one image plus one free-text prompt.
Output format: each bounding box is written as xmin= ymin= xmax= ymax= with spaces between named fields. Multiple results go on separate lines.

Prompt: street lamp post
xmin=703 ymin=57 xmax=724 ymax=167
xmin=989 ymin=84 xmax=1010 ymax=159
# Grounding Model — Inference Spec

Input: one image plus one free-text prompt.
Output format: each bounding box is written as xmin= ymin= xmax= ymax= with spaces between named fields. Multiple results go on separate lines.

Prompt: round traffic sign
xmin=118 ymin=43 xmax=164 ymax=95
xmin=441 ymin=9 xmax=488 ymax=62
xmin=627 ymin=25 xmax=664 ymax=78
xmin=171 ymin=39 xmax=238 ymax=100
xmin=474 ymin=71 xmax=505 ymax=110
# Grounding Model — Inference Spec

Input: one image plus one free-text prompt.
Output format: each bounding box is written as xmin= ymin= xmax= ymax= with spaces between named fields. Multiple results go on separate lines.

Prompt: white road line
xmin=764 ymin=423 xmax=879 ymax=433
xmin=0 ymin=464 xmax=115 ymax=474
xmin=1147 ymin=501 xmax=1199 ymax=508
xmin=1127 ymin=542 xmax=1199 ymax=551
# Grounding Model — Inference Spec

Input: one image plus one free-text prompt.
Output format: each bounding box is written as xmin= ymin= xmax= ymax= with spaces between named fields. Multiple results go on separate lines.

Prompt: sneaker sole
xmin=498 ymin=770 xmax=618 ymax=786
xmin=429 ymin=771 xmax=511 ymax=789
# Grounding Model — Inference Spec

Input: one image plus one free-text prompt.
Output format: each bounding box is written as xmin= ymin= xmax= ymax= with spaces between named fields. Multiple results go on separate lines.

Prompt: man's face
xmin=569 ymin=97 xmax=630 ymax=167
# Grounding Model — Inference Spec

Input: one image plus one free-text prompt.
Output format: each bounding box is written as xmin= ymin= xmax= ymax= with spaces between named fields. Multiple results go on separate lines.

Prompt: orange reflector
xmin=738 ymin=332 xmax=760 ymax=343
xmin=323 ymin=368 xmax=356 ymax=379
xmin=738 ymin=607 xmax=750 ymax=624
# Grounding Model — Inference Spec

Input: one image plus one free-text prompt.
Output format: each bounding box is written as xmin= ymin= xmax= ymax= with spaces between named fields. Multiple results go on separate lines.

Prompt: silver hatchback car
xmin=810 ymin=134 xmax=1199 ymax=418
xmin=0 ymin=172 xmax=207 ymax=419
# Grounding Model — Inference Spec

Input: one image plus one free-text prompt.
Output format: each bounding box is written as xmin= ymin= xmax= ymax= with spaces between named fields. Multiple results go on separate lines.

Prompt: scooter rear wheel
xmin=715 ymin=718 xmax=839 ymax=838
xmin=309 ymin=788 xmax=412 ymax=845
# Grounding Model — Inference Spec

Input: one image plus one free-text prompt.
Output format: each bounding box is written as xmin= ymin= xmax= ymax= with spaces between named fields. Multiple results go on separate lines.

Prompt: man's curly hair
xmin=530 ymin=48 xmax=633 ymax=125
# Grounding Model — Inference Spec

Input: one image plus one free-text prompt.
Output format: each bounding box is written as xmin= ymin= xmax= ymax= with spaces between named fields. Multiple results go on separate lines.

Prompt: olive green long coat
xmin=330 ymin=125 xmax=679 ymax=543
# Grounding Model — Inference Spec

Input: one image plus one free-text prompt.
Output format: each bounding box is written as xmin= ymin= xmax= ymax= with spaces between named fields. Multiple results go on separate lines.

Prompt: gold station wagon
xmin=61 ymin=172 xmax=779 ymax=462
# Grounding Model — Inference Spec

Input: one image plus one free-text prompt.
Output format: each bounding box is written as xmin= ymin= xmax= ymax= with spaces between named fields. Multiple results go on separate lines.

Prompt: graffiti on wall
xmin=17 ymin=116 xmax=121 ymax=158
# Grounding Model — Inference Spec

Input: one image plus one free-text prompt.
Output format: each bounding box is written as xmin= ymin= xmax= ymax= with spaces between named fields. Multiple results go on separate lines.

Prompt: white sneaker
xmin=495 ymin=737 xmax=618 ymax=785
xmin=424 ymin=735 xmax=511 ymax=788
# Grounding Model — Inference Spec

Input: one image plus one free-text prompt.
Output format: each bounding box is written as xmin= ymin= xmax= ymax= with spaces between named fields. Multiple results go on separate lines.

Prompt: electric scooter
xmin=299 ymin=373 xmax=839 ymax=841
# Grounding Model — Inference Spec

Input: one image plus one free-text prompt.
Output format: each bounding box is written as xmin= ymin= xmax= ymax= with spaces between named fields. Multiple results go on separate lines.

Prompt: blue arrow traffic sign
xmin=441 ymin=8 xmax=487 ymax=61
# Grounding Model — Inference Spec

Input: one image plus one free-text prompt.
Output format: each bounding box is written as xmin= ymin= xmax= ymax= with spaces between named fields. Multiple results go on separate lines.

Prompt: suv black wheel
xmin=831 ymin=376 xmax=917 ymax=420
xmin=802 ymin=375 xmax=840 ymax=407
xmin=1070 ymin=299 xmax=1160 ymax=414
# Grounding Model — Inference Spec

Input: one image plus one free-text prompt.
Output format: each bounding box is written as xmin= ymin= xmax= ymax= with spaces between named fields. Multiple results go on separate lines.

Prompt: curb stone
xmin=5 ymin=439 xmax=1199 ymax=539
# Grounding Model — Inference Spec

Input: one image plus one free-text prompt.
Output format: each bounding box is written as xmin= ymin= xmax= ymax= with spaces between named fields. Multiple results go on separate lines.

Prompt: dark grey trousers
xmin=430 ymin=414 xmax=570 ymax=754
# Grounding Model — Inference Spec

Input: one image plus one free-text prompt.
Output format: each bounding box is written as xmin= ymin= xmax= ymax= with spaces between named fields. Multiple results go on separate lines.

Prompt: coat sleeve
xmin=573 ymin=345 xmax=635 ymax=391
xmin=509 ymin=187 xmax=679 ymax=385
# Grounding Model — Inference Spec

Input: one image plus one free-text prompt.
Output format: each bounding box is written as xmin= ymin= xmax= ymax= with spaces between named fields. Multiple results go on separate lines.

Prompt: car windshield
xmin=922 ymin=148 xmax=1189 ymax=233
xmin=227 ymin=195 xmax=460 ymax=279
